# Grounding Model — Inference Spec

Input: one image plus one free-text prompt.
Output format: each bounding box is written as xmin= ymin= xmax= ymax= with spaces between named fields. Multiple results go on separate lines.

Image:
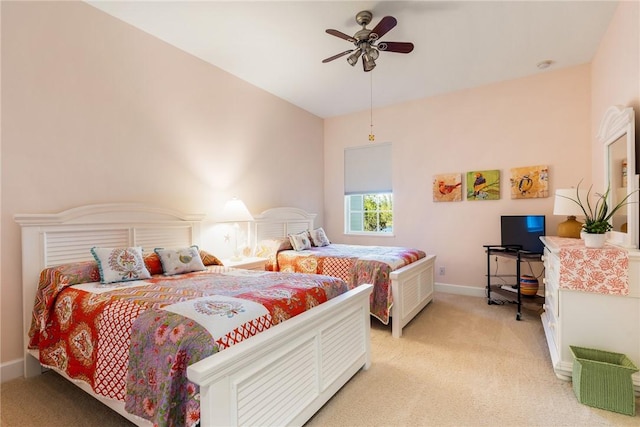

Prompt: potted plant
xmin=559 ymin=181 xmax=637 ymax=248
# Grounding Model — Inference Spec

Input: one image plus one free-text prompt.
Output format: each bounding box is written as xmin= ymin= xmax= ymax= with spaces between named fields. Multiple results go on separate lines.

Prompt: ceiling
xmin=86 ymin=1 xmax=618 ymax=118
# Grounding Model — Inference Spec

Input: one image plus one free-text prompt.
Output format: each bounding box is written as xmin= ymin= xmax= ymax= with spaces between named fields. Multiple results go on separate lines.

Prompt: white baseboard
xmin=435 ymin=282 xmax=485 ymax=298
xmin=1 ymin=358 xmax=24 ymax=383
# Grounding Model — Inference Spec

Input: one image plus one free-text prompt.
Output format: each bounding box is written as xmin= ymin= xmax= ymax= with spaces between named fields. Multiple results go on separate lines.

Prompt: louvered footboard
xmin=188 ymin=284 xmax=372 ymax=427
xmin=390 ymin=255 xmax=436 ymax=338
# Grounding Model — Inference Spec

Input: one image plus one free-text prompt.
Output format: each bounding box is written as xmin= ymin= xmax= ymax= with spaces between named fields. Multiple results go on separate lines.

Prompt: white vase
xmin=583 ymin=233 xmax=606 ymax=248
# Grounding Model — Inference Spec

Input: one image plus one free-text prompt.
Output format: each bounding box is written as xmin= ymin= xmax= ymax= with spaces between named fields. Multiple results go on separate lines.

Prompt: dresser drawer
xmin=543 ymin=248 xmax=560 ymax=285
xmin=542 ymin=248 xmax=560 ymax=317
xmin=543 ymin=282 xmax=557 ymax=320
xmin=543 ymin=272 xmax=558 ymax=317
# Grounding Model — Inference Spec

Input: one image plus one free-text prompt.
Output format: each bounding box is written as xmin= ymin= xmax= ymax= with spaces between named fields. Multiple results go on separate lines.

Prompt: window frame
xmin=344 ymin=192 xmax=394 ymax=236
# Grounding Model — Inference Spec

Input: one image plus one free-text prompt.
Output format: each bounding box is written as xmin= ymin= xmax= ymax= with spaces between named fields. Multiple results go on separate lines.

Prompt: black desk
xmin=483 ymin=245 xmax=544 ymax=320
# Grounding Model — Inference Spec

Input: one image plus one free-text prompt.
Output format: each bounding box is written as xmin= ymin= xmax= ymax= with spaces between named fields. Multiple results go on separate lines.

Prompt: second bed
xmin=253 ymin=207 xmax=436 ymax=338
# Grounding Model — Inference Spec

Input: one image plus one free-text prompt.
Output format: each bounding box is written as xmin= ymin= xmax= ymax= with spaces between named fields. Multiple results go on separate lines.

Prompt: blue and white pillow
xmin=91 ymin=246 xmax=151 ymax=284
xmin=289 ymin=231 xmax=312 ymax=251
xmin=309 ymin=228 xmax=331 ymax=247
xmin=154 ymin=245 xmax=206 ymax=276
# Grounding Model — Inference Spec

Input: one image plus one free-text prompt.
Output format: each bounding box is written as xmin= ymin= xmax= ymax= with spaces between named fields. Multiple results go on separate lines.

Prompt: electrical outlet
xmin=439 ymin=266 xmax=445 ymax=275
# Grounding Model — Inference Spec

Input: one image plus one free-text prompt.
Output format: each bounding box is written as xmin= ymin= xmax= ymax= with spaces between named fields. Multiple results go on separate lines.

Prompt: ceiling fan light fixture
xmin=347 ymin=50 xmax=362 ymax=66
xmin=323 ymin=10 xmax=413 ymax=73
xmin=362 ymin=53 xmax=376 ymax=72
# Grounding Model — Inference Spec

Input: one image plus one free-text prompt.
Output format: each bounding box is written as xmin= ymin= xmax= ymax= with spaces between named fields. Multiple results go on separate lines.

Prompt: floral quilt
xmin=28 ymin=264 xmax=348 ymax=427
xmin=275 ymin=244 xmax=426 ymax=324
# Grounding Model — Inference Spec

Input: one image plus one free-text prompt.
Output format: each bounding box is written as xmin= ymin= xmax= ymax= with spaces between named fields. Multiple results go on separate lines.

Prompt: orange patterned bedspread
xmin=29 ymin=263 xmax=348 ymax=427
xmin=274 ymin=244 xmax=426 ymax=324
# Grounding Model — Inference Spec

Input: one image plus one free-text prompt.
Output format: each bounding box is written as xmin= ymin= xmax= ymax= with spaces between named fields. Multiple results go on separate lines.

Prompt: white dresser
xmin=540 ymin=236 xmax=640 ymax=391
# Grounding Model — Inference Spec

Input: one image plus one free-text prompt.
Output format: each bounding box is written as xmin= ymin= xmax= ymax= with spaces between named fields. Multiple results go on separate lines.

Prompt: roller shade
xmin=344 ymin=142 xmax=392 ymax=195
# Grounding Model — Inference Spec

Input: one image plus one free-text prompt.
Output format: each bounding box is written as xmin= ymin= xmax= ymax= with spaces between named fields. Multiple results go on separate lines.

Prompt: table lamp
xmin=220 ymin=198 xmax=254 ymax=260
xmin=553 ymin=189 xmax=586 ymax=238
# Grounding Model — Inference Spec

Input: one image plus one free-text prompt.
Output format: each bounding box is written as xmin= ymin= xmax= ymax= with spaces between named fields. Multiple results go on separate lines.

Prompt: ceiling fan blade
xmin=377 ymin=41 xmax=414 ymax=54
xmin=322 ymin=50 xmax=354 ymax=63
xmin=325 ymin=29 xmax=356 ymax=43
xmin=369 ymin=16 xmax=397 ymax=40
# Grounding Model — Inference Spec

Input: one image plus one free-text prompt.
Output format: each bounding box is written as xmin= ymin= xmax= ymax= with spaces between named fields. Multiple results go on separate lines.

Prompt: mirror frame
xmin=598 ymin=105 xmax=637 ymax=248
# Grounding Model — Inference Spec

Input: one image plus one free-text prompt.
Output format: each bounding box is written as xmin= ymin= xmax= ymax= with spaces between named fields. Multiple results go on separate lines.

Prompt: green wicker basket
xmin=570 ymin=346 xmax=639 ymax=416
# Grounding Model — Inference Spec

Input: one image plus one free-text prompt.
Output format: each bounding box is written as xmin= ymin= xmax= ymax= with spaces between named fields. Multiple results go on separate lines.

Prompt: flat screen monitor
xmin=500 ymin=215 xmax=545 ymax=253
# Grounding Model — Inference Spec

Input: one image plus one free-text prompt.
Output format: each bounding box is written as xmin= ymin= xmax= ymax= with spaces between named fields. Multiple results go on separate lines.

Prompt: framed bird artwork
xmin=433 ymin=173 xmax=462 ymax=202
xmin=510 ymin=165 xmax=549 ymax=199
xmin=466 ymin=169 xmax=500 ymax=200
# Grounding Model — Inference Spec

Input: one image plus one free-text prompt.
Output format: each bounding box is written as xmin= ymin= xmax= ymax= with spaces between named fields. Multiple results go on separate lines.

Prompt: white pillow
xmin=309 ymin=227 xmax=330 ymax=247
xmin=154 ymin=245 xmax=206 ymax=276
xmin=91 ymin=246 xmax=151 ymax=284
xmin=289 ymin=231 xmax=312 ymax=251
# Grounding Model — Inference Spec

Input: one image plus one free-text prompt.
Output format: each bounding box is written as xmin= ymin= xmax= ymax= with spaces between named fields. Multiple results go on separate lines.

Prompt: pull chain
xmin=369 ymin=72 xmax=375 ymax=142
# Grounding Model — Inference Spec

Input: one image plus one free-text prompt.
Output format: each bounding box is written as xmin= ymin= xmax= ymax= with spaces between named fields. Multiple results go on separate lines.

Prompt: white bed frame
xmin=253 ymin=207 xmax=436 ymax=338
xmin=15 ymin=203 xmax=372 ymax=427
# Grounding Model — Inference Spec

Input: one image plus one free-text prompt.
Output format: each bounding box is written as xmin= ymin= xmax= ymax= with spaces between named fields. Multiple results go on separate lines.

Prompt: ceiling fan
xmin=322 ymin=10 xmax=414 ymax=72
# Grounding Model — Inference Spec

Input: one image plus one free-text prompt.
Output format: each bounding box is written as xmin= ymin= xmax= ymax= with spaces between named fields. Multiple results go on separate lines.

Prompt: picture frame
xmin=433 ymin=173 xmax=462 ymax=202
xmin=466 ymin=170 xmax=500 ymax=200
xmin=509 ymin=165 xmax=549 ymax=199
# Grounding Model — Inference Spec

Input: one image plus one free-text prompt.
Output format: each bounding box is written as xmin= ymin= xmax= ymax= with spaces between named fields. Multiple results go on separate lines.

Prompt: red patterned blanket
xmin=274 ymin=244 xmax=426 ymax=324
xmin=28 ymin=264 xmax=348 ymax=427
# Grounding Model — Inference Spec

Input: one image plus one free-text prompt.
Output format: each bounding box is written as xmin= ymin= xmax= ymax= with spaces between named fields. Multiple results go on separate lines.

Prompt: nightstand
xmin=222 ymin=256 xmax=267 ymax=271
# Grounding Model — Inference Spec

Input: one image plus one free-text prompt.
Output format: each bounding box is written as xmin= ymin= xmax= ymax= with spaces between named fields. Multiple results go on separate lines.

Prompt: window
xmin=346 ymin=193 xmax=393 ymax=234
xmin=344 ymin=142 xmax=393 ymax=235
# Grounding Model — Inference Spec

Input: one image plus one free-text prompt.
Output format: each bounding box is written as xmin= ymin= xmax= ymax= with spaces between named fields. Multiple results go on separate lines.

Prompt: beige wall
xmin=1 ymin=2 xmax=324 ymax=365
xmin=324 ymin=1 xmax=638 ymax=295
xmin=1 ymin=0 xmax=638 ymax=374
xmin=324 ymin=65 xmax=592 ymax=290
xmin=591 ymin=0 xmax=640 ymax=191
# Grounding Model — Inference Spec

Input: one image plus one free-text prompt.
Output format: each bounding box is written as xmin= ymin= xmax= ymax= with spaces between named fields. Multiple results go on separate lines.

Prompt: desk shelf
xmin=483 ymin=245 xmax=544 ymax=320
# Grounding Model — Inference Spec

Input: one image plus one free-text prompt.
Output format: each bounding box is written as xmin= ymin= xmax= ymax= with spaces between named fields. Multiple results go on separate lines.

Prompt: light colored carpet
xmin=2 ymin=292 xmax=638 ymax=426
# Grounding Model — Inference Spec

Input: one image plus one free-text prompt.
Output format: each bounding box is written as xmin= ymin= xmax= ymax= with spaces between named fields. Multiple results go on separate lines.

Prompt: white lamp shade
xmin=219 ymin=198 xmax=254 ymax=222
xmin=553 ymin=189 xmax=588 ymax=217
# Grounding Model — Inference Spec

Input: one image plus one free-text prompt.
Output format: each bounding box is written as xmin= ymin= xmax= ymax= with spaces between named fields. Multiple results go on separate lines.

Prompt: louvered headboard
xmin=15 ymin=203 xmax=204 ymax=374
xmin=252 ymin=207 xmax=317 ymax=243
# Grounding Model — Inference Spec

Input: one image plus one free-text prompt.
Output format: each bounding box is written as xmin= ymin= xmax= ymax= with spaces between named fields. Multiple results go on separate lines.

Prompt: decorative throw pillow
xmin=154 ymin=245 xmax=206 ymax=276
xmin=143 ymin=252 xmax=164 ymax=275
xmin=309 ymin=227 xmax=331 ymax=247
xmin=289 ymin=231 xmax=312 ymax=251
xmin=199 ymin=249 xmax=223 ymax=266
xmin=91 ymin=246 xmax=151 ymax=284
